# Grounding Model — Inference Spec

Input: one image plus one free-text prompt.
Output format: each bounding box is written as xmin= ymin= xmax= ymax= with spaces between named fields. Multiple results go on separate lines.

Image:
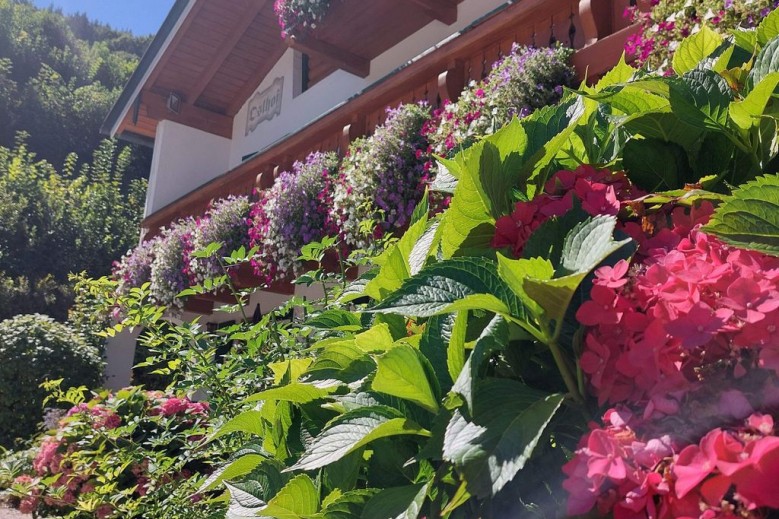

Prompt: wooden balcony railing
xmin=141 ymin=0 xmax=642 ymax=239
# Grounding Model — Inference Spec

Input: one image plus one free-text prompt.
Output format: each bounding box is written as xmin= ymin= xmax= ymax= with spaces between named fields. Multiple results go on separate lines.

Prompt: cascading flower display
xmin=273 ymin=0 xmax=331 ymax=39
xmin=332 ymin=103 xmax=433 ymax=250
xmin=625 ymin=0 xmax=779 ymax=71
xmin=112 ymin=237 xmax=158 ymax=296
xmin=149 ymin=218 xmax=196 ymax=309
xmin=249 ymin=151 xmax=340 ymax=283
xmin=187 ymin=195 xmax=251 ymax=285
xmin=427 ymin=43 xmax=574 ymax=156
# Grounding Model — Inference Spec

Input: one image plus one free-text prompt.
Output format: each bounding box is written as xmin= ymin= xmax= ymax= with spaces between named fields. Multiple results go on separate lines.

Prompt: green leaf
xmin=558 ymin=215 xmax=634 ymax=276
xmin=200 ymin=454 xmax=266 ymax=492
xmin=353 ymin=323 xmax=396 ymax=353
xmin=731 ymin=28 xmax=758 ymax=53
xmin=306 ymin=310 xmax=363 ymax=332
xmin=748 ymin=36 xmax=779 ymax=92
xmin=595 ymin=53 xmax=635 ymax=90
xmin=678 ymin=69 xmax=734 ymax=130
xmin=673 ymin=25 xmax=723 ymax=75
xmin=447 ymin=311 xmax=468 ymax=384
xmin=365 ymin=216 xmax=430 ymax=301
xmin=410 ymin=189 xmax=429 ymax=226
xmin=442 ymin=378 xmax=564 ymax=497
xmin=496 ymin=255 xmax=553 ymax=319
xmin=450 ymin=316 xmax=508 ymax=411
xmin=730 ymin=72 xmax=779 ymax=130
xmin=372 ymin=344 xmax=440 ymax=413
xmin=292 ymin=407 xmax=430 ymax=471
xmin=419 ymin=314 xmax=456 ymax=394
xmin=209 ymin=410 xmax=264 ymax=441
xmin=244 ymin=382 xmax=343 ymax=404
xmin=369 ymin=258 xmax=525 ymax=320
xmin=225 ymin=481 xmax=267 ymax=517
xmin=703 ymin=173 xmax=779 ymax=256
xmin=623 ymin=138 xmax=690 ymax=191
xmin=316 ymin=490 xmax=379 ymax=519
xmin=361 ymin=483 xmax=428 ymax=519
xmin=758 ymin=8 xmax=779 ymax=46
xmin=260 ymin=474 xmax=320 ymax=519
xmin=305 ymin=342 xmax=375 ymax=383
xmin=430 ymin=161 xmax=459 ymax=193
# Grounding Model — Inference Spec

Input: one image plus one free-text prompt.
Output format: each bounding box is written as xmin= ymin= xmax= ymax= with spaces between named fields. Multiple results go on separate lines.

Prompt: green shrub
xmin=0 ymin=314 xmax=103 ymax=447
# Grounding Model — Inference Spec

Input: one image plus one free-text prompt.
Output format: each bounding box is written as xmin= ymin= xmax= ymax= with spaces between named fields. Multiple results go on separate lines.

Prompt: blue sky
xmin=31 ymin=0 xmax=176 ymax=36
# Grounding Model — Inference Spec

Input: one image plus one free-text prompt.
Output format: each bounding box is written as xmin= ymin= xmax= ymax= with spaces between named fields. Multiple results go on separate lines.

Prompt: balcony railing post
xmin=579 ymin=0 xmax=614 ymax=46
xmin=437 ymin=59 xmax=465 ymax=104
xmin=339 ymin=116 xmax=366 ymax=157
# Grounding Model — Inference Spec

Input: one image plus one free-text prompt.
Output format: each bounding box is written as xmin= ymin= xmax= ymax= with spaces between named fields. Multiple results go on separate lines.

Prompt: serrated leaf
xmin=730 ymin=72 xmax=779 ymax=130
xmin=201 ymin=454 xmax=266 ymax=492
xmin=292 ymin=407 xmax=430 ymax=471
xmin=595 ymin=54 xmax=636 ymax=90
xmin=259 ymin=474 xmax=319 ymax=519
xmin=442 ymin=379 xmax=564 ymax=498
xmin=450 ymin=316 xmax=508 ymax=411
xmin=418 ymin=314 xmax=456 ymax=394
xmin=372 ymin=344 xmax=439 ymax=413
xmin=731 ymin=28 xmax=758 ymax=53
xmin=758 ymin=8 xmax=779 ymax=46
xmin=623 ymin=138 xmax=692 ymax=191
xmin=316 ymin=489 xmax=379 ymax=519
xmin=673 ymin=25 xmax=723 ymax=75
xmin=209 ymin=410 xmax=264 ymax=441
xmin=408 ymin=221 xmax=439 ymax=276
xmin=703 ymin=173 xmax=779 ymax=256
xmin=369 ymin=257 xmax=525 ymax=320
xmin=225 ymin=481 xmax=267 ymax=518
xmin=558 ymin=216 xmax=634 ymax=276
xmin=430 ymin=161 xmax=459 ymax=193
xmin=306 ymin=310 xmax=363 ymax=332
xmin=361 ymin=483 xmax=428 ymax=519
xmin=244 ymin=382 xmax=343 ymax=404
xmin=353 ymin=323 xmax=395 ymax=353
xmin=365 ymin=216 xmax=430 ymax=301
xmin=749 ymin=36 xmax=779 ymax=92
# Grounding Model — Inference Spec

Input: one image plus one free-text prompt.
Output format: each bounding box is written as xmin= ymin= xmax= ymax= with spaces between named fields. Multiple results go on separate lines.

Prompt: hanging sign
xmin=246 ymin=77 xmax=284 ymax=136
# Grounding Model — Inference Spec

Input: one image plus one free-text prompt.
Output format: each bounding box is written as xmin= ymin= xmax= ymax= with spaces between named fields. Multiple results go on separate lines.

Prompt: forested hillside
xmin=0 ymin=0 xmax=151 ymax=319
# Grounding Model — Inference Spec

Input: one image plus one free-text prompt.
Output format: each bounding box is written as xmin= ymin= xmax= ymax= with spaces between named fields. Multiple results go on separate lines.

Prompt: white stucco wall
xmin=145 ymin=120 xmax=231 ymax=217
xmin=229 ymin=0 xmax=510 ymax=167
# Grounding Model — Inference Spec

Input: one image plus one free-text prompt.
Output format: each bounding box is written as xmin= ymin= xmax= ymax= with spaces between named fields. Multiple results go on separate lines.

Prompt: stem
xmin=219 ymin=257 xmax=248 ymax=324
xmin=548 ymin=338 xmax=583 ymax=404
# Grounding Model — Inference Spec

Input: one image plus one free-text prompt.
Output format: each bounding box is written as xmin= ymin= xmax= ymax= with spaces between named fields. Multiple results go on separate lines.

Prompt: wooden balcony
xmin=141 ymin=0 xmax=641 ymax=239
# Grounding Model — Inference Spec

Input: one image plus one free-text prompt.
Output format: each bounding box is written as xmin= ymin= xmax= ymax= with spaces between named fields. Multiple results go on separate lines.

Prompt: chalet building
xmin=100 ymin=0 xmax=638 ymax=388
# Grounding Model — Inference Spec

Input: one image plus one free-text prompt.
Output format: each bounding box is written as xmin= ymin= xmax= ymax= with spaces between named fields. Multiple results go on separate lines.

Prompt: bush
xmin=5 ymin=387 xmax=219 ymax=518
xmin=0 ymin=314 xmax=103 ymax=447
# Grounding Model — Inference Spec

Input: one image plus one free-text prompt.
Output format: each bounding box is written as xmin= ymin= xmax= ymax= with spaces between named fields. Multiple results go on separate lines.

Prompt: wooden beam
xmin=287 ymin=35 xmax=370 ymax=78
xmin=143 ymin=90 xmax=233 ymax=139
xmin=580 ymin=0 xmax=613 ymax=46
xmin=227 ymin=42 xmax=288 ymax=116
xmin=187 ymin=0 xmax=270 ymax=104
xmin=403 ymin=0 xmax=458 ymax=25
xmin=145 ymin=0 xmax=208 ymax=90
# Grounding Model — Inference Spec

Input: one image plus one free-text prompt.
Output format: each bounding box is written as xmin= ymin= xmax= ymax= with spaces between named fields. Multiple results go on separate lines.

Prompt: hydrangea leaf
xmin=622 ymin=138 xmax=689 ymax=192
xmin=703 ymin=174 xmax=779 ymax=256
xmin=758 ymin=8 xmax=779 ymax=46
xmin=368 ymin=257 xmax=526 ymax=321
xmin=419 ymin=314 xmax=457 ymax=393
xmin=443 ymin=378 xmax=564 ymax=498
xmin=244 ymin=382 xmax=344 ymax=404
xmin=291 ymin=407 xmax=430 ymax=471
xmin=365 ymin=216 xmax=430 ymax=301
xmin=450 ymin=316 xmax=507 ymax=411
xmin=372 ymin=344 xmax=440 ymax=413
xmin=209 ymin=410 xmax=265 ymax=441
xmin=361 ymin=483 xmax=428 ymax=519
xmin=748 ymin=36 xmax=779 ymax=92
xmin=225 ymin=481 xmax=267 ymax=518
xmin=353 ymin=323 xmax=395 ymax=353
xmin=730 ymin=72 xmax=779 ymax=130
xmin=259 ymin=474 xmax=319 ymax=519
xmin=673 ymin=24 xmax=723 ymax=76
xmin=305 ymin=309 xmax=363 ymax=332
xmin=200 ymin=453 xmax=266 ymax=492
xmin=316 ymin=489 xmax=379 ymax=519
